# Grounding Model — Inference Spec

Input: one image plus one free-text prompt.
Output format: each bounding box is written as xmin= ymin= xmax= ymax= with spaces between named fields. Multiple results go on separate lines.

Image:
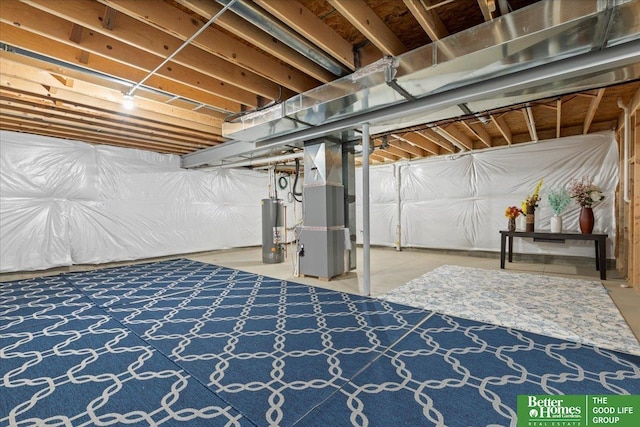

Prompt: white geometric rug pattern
xmin=378 ymin=265 xmax=640 ymax=356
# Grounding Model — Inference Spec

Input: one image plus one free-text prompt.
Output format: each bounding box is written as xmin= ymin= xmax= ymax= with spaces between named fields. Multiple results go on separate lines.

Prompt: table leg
xmin=594 ymin=240 xmax=600 ymax=271
xmin=500 ymin=233 xmax=506 ymax=269
xmin=598 ymin=237 xmax=606 ymax=280
xmin=508 ymin=235 xmax=513 ymax=263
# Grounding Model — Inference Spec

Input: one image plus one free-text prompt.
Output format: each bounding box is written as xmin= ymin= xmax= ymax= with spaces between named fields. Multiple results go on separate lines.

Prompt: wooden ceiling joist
xmin=396 ymin=132 xmax=441 ymax=156
xmin=99 ymin=0 xmax=326 ymax=90
xmin=460 ymin=121 xmax=492 ymax=148
xmin=403 ymin=0 xmax=449 ymax=42
xmin=373 ymin=149 xmax=400 ymax=162
xmin=0 ymin=101 xmax=216 ymax=149
xmin=434 ymin=124 xmax=473 ymax=151
xmin=18 ymin=0 xmax=287 ymax=102
xmin=0 ymin=89 xmax=221 ymax=143
xmin=389 ymin=136 xmax=429 ymax=158
xmin=0 ymin=22 xmax=247 ymax=111
xmin=0 ymin=64 xmax=223 ymax=133
xmin=418 ymin=128 xmax=456 ymax=153
xmin=0 ymin=118 xmax=194 ymax=154
xmin=253 ymin=0 xmax=355 ymax=71
xmin=583 ymin=88 xmax=606 ymax=134
xmin=328 ymin=0 xmax=406 ymax=56
xmin=380 ymin=144 xmax=412 ymax=160
xmin=490 ymin=113 xmax=513 ymax=145
xmin=175 ymin=0 xmax=339 ymax=83
xmin=1 ymin=110 xmax=211 ymax=151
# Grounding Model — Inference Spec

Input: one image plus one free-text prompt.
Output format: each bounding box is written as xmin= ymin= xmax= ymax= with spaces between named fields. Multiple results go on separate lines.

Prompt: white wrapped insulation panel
xmin=0 ymin=130 xmax=290 ymax=272
xmin=356 ymin=131 xmax=618 ymax=258
xmin=0 ymin=130 xmax=618 ymax=272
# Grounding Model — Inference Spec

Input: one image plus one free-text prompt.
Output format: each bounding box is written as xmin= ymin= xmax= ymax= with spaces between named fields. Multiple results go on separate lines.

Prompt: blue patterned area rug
xmin=2 ymin=259 xmax=639 ymax=426
xmin=378 ymin=265 xmax=640 ymax=355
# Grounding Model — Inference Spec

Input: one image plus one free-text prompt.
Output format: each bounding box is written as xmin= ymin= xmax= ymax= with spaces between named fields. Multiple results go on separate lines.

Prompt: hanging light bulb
xmin=122 ymin=93 xmax=134 ymax=110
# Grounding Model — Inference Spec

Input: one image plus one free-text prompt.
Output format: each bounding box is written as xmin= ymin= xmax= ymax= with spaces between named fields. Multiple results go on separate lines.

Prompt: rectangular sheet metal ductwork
xmin=221 ymin=0 xmax=639 ymax=142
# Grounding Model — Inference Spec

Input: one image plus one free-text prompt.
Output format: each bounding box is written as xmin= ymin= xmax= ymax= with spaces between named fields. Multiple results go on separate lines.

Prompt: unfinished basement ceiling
xmin=1 ymin=0 xmax=639 ymax=166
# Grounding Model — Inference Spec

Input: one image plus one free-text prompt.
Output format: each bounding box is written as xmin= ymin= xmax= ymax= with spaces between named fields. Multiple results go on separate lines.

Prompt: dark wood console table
xmin=499 ymin=230 xmax=608 ymax=280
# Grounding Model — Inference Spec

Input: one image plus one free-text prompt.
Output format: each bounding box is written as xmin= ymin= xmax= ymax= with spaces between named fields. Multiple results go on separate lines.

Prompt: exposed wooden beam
xmin=0 ymin=107 xmax=211 ymax=150
xmin=176 ymin=0 xmax=336 ymax=83
xmin=0 ymin=99 xmax=219 ymax=146
xmin=19 ymin=0 xmax=289 ymax=101
xmin=418 ymin=128 xmax=456 ymax=153
xmin=397 ymin=132 xmax=441 ymax=155
xmin=1 ymin=58 xmax=223 ymax=133
xmin=583 ymin=88 xmax=605 ymax=134
xmin=2 ymin=127 xmax=192 ymax=155
xmin=374 ymin=150 xmax=400 ymax=161
xmin=328 ymin=0 xmax=407 ymax=56
xmin=390 ymin=134 xmax=430 ymax=157
xmin=368 ymin=152 xmax=386 ymax=163
xmin=0 ymin=21 xmax=246 ymax=111
xmin=381 ymin=145 xmax=412 ymax=159
xmin=403 ymin=0 xmax=448 ymax=42
xmin=99 ymin=0 xmax=325 ymax=89
xmin=491 ymin=113 xmax=512 ymax=145
xmin=434 ymin=124 xmax=473 ymax=151
xmin=254 ymin=0 xmax=354 ymax=71
xmin=390 ymin=139 xmax=427 ymax=157
xmin=460 ymin=121 xmax=492 ymax=148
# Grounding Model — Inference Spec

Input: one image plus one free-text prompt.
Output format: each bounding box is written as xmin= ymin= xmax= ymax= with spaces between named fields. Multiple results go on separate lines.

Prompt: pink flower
xmin=569 ymin=176 xmax=605 ymax=208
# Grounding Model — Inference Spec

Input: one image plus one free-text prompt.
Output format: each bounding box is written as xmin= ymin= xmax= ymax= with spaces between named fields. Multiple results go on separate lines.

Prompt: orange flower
xmin=505 ymin=206 xmax=523 ymax=219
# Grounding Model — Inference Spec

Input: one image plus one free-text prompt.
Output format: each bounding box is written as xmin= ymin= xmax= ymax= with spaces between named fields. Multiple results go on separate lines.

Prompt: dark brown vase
xmin=579 ymin=207 xmax=594 ymax=234
xmin=525 ymin=205 xmax=535 ymax=232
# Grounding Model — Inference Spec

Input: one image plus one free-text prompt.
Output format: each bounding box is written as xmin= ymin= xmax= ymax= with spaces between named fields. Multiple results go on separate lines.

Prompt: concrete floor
xmin=3 ymin=245 xmax=639 ymax=345
xmin=189 ymin=246 xmax=640 ymax=344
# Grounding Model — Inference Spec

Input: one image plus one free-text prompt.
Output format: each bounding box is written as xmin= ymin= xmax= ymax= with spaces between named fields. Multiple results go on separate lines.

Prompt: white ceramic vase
xmin=550 ymin=215 xmax=562 ymax=233
xmin=516 ymin=215 xmax=526 ymax=231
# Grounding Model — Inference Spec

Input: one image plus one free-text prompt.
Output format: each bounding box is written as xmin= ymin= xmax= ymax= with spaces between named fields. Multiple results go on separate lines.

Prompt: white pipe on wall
xmin=394 ymin=164 xmax=403 ymax=251
xmin=362 ymin=123 xmax=371 ymax=296
xmin=617 ymin=98 xmax=631 ymax=203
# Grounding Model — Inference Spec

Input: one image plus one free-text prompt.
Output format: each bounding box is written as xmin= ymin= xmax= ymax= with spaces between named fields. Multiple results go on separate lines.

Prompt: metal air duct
xmin=183 ymin=0 xmax=640 ymax=168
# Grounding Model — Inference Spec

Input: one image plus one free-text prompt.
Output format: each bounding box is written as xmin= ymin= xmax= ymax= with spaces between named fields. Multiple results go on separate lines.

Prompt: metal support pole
xmin=362 ymin=123 xmax=371 ymax=296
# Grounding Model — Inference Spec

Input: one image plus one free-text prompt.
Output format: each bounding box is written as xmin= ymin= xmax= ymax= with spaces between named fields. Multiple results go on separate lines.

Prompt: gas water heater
xmin=261 ymin=198 xmax=284 ymax=264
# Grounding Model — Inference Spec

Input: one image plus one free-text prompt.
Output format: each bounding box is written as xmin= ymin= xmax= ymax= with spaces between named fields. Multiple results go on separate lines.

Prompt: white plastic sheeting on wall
xmin=356 ymin=131 xmax=618 ymax=259
xmin=0 ymin=130 xmax=297 ymax=273
xmin=0 ymin=129 xmax=618 ymax=273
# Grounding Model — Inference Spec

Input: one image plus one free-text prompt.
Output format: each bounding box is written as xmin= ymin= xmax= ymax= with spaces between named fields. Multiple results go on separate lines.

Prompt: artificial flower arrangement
xmin=547 ymin=188 xmax=571 ymax=216
xmin=522 ymin=178 xmax=544 ymax=214
xmin=504 ymin=206 xmax=523 ymax=219
xmin=568 ymin=176 xmax=605 ymax=207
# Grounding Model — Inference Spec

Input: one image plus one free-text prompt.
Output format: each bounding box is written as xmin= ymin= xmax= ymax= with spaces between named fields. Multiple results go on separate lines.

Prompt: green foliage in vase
xmin=547 ymin=188 xmax=571 ymax=216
